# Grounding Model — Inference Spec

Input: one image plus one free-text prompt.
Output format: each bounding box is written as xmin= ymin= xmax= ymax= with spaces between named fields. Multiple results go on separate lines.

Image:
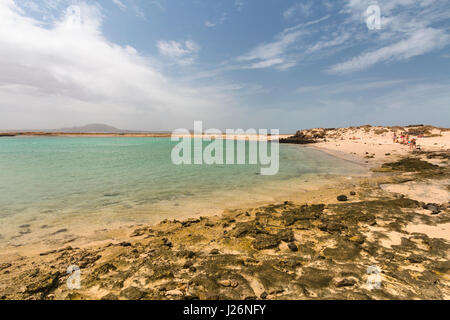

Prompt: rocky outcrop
xmin=279 ymin=132 xmax=317 ymax=144
xmin=1 ymin=189 xmax=448 ymax=300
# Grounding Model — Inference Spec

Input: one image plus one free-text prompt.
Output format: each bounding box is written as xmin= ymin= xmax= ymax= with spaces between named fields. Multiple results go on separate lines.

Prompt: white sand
xmin=310 ymin=126 xmax=449 ymax=244
xmin=406 ymin=223 xmax=450 ymax=241
xmin=381 ymin=181 xmax=450 ymax=204
xmin=310 ymin=126 xmax=450 ymax=165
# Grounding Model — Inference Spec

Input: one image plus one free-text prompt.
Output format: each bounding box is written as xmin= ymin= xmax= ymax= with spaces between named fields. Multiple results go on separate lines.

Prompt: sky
xmin=0 ymin=0 xmax=449 ymax=132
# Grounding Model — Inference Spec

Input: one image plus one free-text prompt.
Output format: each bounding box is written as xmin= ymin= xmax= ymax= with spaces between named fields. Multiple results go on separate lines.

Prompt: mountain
xmin=53 ymin=124 xmax=130 ymax=133
xmin=2 ymin=124 xmax=173 ymax=134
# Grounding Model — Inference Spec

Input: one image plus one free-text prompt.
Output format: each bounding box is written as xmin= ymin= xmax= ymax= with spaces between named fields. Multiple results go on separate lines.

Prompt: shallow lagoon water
xmin=0 ymin=137 xmax=367 ymax=246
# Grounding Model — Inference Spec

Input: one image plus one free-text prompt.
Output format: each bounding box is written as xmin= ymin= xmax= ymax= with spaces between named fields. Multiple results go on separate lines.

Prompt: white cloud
xmin=205 ymin=12 xmax=227 ymax=28
xmin=246 ymin=58 xmax=284 ymax=69
xmin=237 ymin=30 xmax=304 ymax=69
xmin=111 ymin=0 xmax=146 ymax=18
xmin=157 ymin=40 xmax=200 ymax=65
xmin=112 ymin=0 xmax=126 ymax=11
xmin=0 ymin=0 xmax=234 ymax=130
xmin=297 ymin=79 xmax=409 ymax=94
xmin=327 ymin=28 xmax=449 ymax=73
xmin=239 ymin=31 xmax=302 ymax=61
xmin=284 ymin=14 xmax=331 ymax=33
xmin=234 ymin=0 xmax=449 ymax=74
xmin=307 ymin=32 xmax=351 ymax=54
xmin=283 ymin=2 xmax=313 ymax=20
xmin=157 ymin=40 xmax=198 ymax=58
xmin=324 ymin=0 xmax=450 ymax=73
xmin=233 ymin=14 xmax=333 ymax=71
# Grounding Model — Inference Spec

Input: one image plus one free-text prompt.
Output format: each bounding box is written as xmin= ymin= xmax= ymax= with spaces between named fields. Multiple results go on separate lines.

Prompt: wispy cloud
xmin=237 ymin=29 xmax=304 ymax=70
xmin=306 ymin=32 xmax=351 ymax=54
xmin=157 ymin=40 xmax=200 ymax=66
xmin=326 ymin=0 xmax=450 ymax=73
xmin=236 ymin=0 xmax=450 ymax=74
xmin=111 ymin=0 xmax=147 ymax=18
xmin=327 ymin=28 xmax=449 ymax=74
xmin=297 ymin=79 xmax=410 ymax=94
xmin=283 ymin=2 xmax=313 ymax=20
xmin=234 ymin=14 xmax=333 ymax=70
xmin=112 ymin=0 xmax=126 ymax=11
xmin=205 ymin=13 xmax=227 ymax=28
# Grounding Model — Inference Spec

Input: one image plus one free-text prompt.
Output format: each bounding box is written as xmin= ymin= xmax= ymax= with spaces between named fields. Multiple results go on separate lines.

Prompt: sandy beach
xmin=310 ymin=126 xmax=450 ymax=164
xmin=0 ymin=125 xmax=448 ymax=300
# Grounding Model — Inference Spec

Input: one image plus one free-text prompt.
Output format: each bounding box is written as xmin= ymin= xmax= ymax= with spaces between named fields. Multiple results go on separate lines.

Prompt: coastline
xmin=305 ymin=144 xmax=373 ymax=168
xmin=0 ymin=132 xmax=172 ymax=138
xmin=0 ymin=132 xmax=293 ymax=140
xmin=0 ymin=168 xmax=369 ymax=255
xmin=0 ymin=125 xmax=449 ymax=300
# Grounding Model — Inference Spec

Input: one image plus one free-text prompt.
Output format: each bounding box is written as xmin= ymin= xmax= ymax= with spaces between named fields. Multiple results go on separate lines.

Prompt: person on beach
xmin=393 ymin=133 xmax=397 ymax=143
xmin=410 ymin=138 xmax=417 ymax=150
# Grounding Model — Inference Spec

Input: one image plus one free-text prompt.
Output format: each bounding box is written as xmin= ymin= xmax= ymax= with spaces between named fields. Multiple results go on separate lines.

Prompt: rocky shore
xmin=0 ymin=126 xmax=449 ymax=300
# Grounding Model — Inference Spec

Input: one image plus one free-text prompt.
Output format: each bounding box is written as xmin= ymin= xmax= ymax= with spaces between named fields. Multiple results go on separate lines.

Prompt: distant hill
xmin=52 ymin=124 xmax=130 ymax=133
xmin=1 ymin=124 xmax=173 ymax=134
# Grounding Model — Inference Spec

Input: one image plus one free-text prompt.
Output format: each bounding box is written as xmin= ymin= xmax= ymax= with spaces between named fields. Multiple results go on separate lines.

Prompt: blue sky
xmin=0 ymin=0 xmax=449 ymax=132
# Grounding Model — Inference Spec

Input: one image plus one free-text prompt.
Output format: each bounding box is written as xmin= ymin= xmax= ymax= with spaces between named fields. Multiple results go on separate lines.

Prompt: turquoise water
xmin=0 ymin=137 xmax=366 ymax=246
